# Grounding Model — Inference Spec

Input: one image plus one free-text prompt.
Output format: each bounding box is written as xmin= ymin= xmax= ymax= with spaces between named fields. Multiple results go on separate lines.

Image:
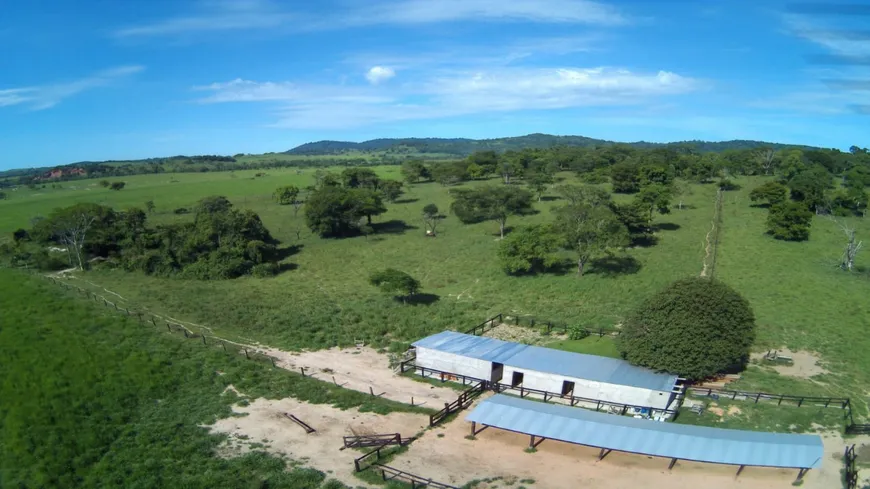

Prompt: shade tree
xmin=451 ymin=185 xmax=534 ymax=238
xmin=369 ymin=268 xmax=421 ymax=304
xmin=749 ymin=181 xmax=788 ymax=207
xmin=497 ymin=224 xmax=563 ymax=274
xmin=556 ymin=203 xmax=629 ymax=276
xmin=273 ymin=185 xmax=300 ymax=205
xmin=617 ymin=277 xmax=756 ymax=380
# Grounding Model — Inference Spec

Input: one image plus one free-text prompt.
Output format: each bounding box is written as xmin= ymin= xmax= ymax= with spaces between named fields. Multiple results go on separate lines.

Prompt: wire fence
xmin=40 ymin=274 xmax=280 ymax=369
xmin=465 ymin=312 xmax=621 ymax=338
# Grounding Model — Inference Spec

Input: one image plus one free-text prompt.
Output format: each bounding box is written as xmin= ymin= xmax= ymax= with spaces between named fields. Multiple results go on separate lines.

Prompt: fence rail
xmin=462 ymin=313 xmax=503 ymax=336
xmin=374 ymin=463 xmax=458 ymax=489
xmin=343 ymin=433 xmax=402 ymax=449
xmin=687 ymin=386 xmax=850 ymax=409
xmin=430 ymin=381 xmax=487 ymax=427
xmin=492 ymin=382 xmax=679 ymax=419
xmin=845 ymin=444 xmax=858 ymax=489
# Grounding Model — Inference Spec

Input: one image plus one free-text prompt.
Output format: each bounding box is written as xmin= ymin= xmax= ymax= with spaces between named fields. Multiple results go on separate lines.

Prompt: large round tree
xmin=617 ymin=277 xmax=756 ymax=380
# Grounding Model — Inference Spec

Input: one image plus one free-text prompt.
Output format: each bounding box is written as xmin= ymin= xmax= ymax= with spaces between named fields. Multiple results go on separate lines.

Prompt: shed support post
xmin=736 ymin=465 xmax=745 ymax=478
xmin=598 ymin=449 xmax=611 ymax=461
xmin=795 ymin=468 xmax=808 ymax=482
xmin=529 ymin=435 xmax=535 ymax=448
xmin=471 ymin=421 xmax=476 ymax=437
xmin=668 ymin=458 xmax=678 ymax=471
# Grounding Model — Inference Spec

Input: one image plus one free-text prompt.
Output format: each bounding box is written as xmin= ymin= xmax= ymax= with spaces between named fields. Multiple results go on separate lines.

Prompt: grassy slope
xmin=1 ymin=168 xmax=709 ymax=351
xmin=2 ymin=169 xmax=869 ymax=417
xmin=0 ymin=268 xmax=428 ymax=488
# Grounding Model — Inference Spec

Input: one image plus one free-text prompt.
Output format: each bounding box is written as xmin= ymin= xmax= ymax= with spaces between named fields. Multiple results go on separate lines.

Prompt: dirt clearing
xmin=389 ymin=396 xmax=846 ymax=489
xmin=207 ymin=396 xmax=430 ymax=488
xmin=751 ymin=349 xmax=830 ymax=379
xmin=257 ymin=345 xmax=458 ymax=407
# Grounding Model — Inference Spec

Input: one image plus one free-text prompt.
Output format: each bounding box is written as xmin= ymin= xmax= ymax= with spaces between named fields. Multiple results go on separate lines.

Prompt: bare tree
xmin=825 ymin=215 xmax=864 ymax=271
xmin=757 ymin=148 xmax=777 ymax=175
xmin=53 ymin=211 xmax=98 ymax=270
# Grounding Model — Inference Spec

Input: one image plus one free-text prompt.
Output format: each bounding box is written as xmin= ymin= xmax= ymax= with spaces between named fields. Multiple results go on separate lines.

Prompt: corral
xmin=412 ymin=330 xmax=681 ymax=410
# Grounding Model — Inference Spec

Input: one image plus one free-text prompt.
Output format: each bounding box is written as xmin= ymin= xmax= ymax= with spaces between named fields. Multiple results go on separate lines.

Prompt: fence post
xmin=167 ymin=323 xmax=172 ymax=333
xmin=244 ymin=349 xmax=249 ymax=359
xmin=755 ymin=393 xmax=761 ymax=404
xmin=202 ymin=336 xmax=206 ymax=345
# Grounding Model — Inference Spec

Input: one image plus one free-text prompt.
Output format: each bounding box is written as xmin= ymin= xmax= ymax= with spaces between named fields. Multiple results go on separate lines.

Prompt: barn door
xmin=490 ymin=362 xmax=504 ymax=383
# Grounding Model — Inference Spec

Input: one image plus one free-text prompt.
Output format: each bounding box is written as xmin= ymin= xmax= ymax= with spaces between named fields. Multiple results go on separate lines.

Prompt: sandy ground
xmin=207 ymin=395 xmax=430 ymax=488
xmin=386 ymin=394 xmax=864 ymax=489
xmin=750 ymin=349 xmax=830 ymax=379
xmin=257 ymin=345 xmax=458 ymax=407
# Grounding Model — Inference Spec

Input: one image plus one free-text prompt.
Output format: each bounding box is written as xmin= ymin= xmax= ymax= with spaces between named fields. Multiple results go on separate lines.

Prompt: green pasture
xmin=3 ymin=167 xmax=870 ymax=424
xmin=0 ymin=268 xmax=436 ymax=488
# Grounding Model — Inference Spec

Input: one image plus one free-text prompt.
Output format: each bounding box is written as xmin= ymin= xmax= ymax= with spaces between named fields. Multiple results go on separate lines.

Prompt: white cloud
xmin=196 ymin=66 xmax=699 ymax=129
xmin=356 ymin=0 xmax=626 ymax=26
xmin=114 ymin=0 xmax=625 ymax=39
xmin=0 ymin=66 xmax=144 ymax=110
xmin=114 ymin=0 xmax=294 ymax=38
xmin=365 ymin=66 xmax=396 ymax=85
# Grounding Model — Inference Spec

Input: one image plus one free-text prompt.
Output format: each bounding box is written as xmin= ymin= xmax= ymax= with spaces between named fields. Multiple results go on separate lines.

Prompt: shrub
xmin=251 ymin=262 xmax=279 ymax=278
xmin=718 ymin=179 xmax=740 ymax=191
xmin=766 ymin=202 xmax=813 ymax=241
xmin=617 ymin=277 xmax=756 ymax=380
xmin=567 ymin=324 xmax=590 ymax=341
xmin=173 ymin=207 xmax=189 ymax=214
xmin=110 ymin=181 xmax=126 ymax=191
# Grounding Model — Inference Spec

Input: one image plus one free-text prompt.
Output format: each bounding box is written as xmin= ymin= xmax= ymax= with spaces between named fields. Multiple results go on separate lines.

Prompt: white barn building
xmin=412 ymin=331 xmax=680 ymax=410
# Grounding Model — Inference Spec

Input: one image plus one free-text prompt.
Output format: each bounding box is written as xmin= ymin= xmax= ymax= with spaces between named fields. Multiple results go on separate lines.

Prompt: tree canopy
xmin=749 ymin=181 xmax=788 ymax=207
xmin=369 ymin=268 xmax=421 ymax=303
xmin=556 ymin=203 xmax=629 ymax=276
xmin=497 ymin=224 xmax=563 ymax=274
xmin=451 ymin=185 xmax=534 ymax=238
xmin=766 ymin=202 xmax=813 ymax=241
xmin=617 ymin=277 xmax=756 ymax=380
xmin=273 ymin=185 xmax=300 ymax=205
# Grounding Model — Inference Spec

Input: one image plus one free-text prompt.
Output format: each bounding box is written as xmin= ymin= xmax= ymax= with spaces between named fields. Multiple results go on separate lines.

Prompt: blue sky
xmin=1 ymin=0 xmax=868 ymax=169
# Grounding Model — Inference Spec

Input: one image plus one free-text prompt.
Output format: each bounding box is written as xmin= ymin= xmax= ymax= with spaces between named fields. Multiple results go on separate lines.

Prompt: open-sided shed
xmin=467 ymin=395 xmax=824 ymax=481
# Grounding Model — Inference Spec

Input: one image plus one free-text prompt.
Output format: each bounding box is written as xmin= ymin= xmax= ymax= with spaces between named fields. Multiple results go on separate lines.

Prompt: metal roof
xmin=412 ymin=331 xmax=677 ymax=391
xmin=466 ymin=395 xmax=824 ymax=469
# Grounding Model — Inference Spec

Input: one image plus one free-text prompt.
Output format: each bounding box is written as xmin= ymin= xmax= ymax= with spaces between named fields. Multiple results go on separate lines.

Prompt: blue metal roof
xmin=466 ymin=395 xmax=824 ymax=469
xmin=412 ymin=331 xmax=677 ymax=391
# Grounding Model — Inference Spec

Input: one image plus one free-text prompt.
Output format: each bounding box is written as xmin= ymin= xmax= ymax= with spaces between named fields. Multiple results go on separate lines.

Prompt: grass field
xmin=2 ymin=167 xmax=870 ymax=427
xmin=546 ymin=336 xmax=621 ymax=358
xmin=0 ymin=268 xmax=433 ymax=489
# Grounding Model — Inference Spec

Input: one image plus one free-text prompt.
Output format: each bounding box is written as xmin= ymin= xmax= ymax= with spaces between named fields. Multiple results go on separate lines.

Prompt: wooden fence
xmin=687 ymin=386 xmax=850 ymax=409
xmin=492 ymin=382 xmax=679 ymax=419
xmin=462 ymin=313 xmax=503 ymax=336
xmin=373 ymin=463 xmax=458 ymax=489
xmin=343 ymin=433 xmax=402 ymax=450
xmin=501 ymin=314 xmax=621 ymax=338
xmin=429 ymin=381 xmax=488 ymax=427
xmin=844 ymin=444 xmax=858 ymax=489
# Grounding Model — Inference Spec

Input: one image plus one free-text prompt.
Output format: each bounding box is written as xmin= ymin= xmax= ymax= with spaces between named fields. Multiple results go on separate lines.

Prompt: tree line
xmin=2 ymin=196 xmax=282 ymax=279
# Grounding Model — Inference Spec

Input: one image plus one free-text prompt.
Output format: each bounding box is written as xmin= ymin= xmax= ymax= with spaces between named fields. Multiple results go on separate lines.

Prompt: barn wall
xmin=415 ymin=347 xmax=491 ymax=380
xmin=501 ymin=365 xmax=672 ymax=409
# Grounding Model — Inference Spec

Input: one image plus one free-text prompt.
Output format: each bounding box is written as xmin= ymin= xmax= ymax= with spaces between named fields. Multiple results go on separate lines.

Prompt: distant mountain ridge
xmin=286 ymin=133 xmax=820 ymax=156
